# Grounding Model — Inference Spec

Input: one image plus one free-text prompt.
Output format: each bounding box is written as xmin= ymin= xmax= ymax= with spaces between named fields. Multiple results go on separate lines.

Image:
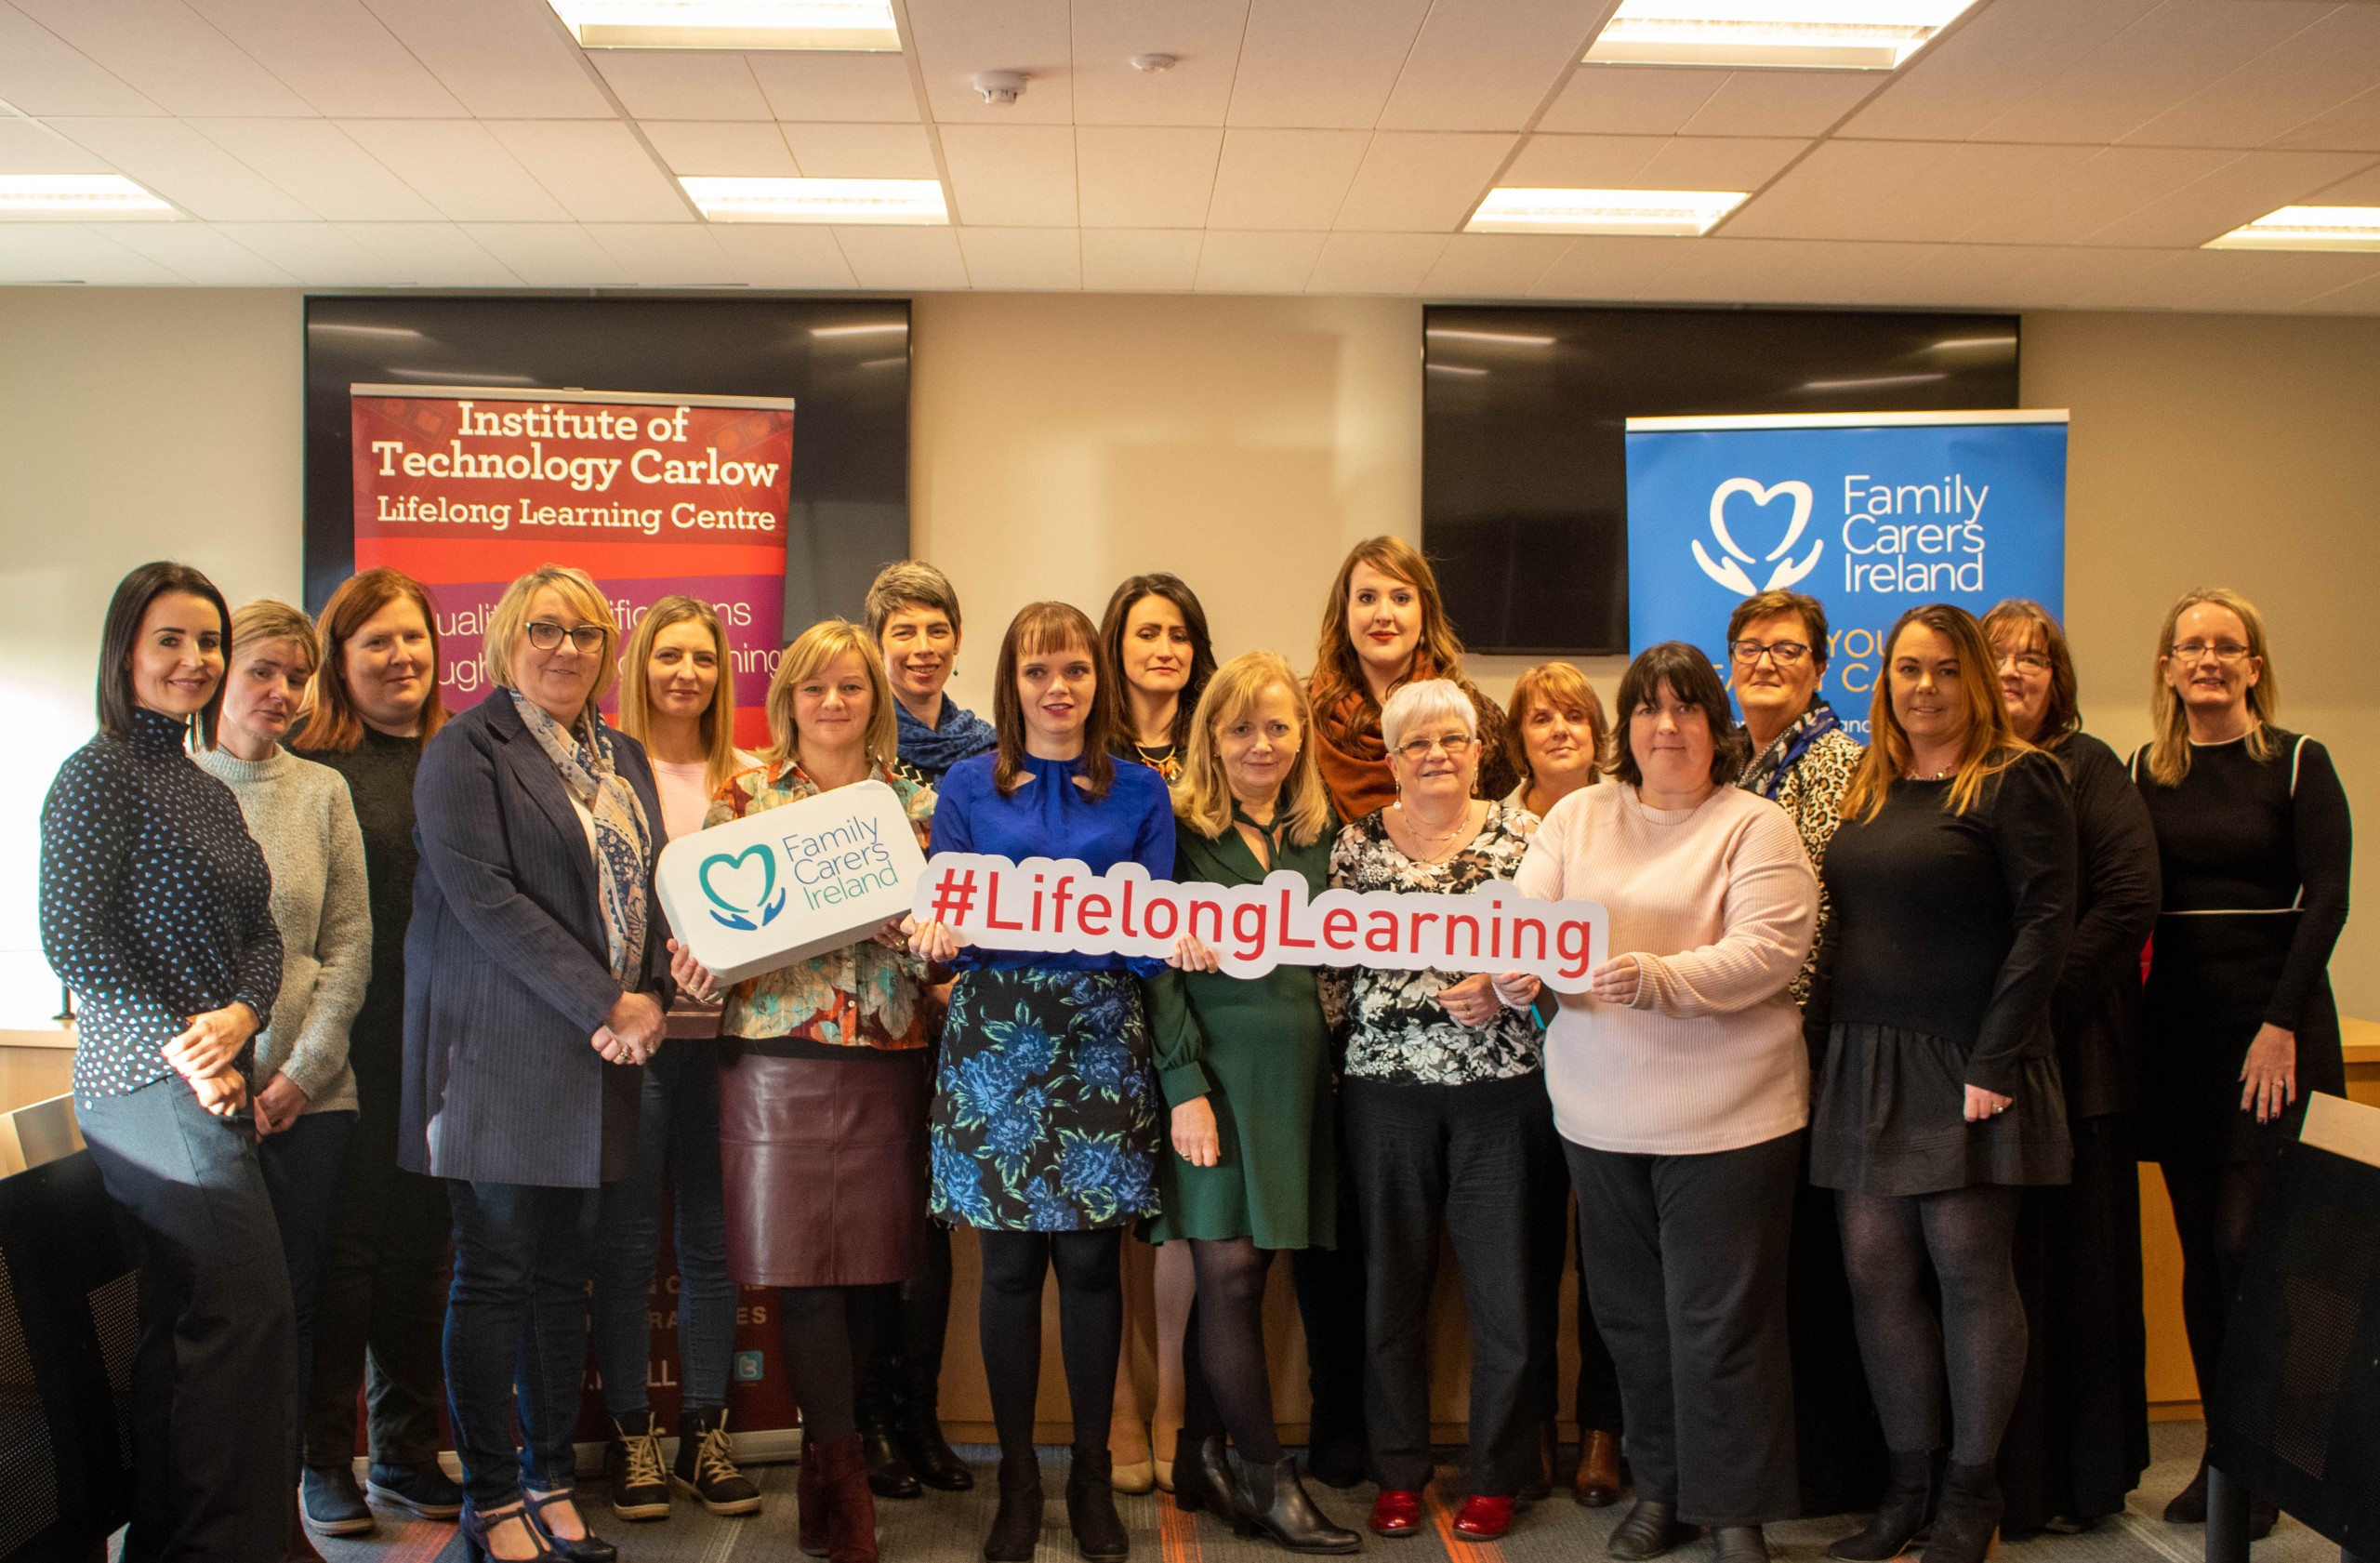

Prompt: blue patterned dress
xmin=926 ymin=751 xmax=1174 ymax=1232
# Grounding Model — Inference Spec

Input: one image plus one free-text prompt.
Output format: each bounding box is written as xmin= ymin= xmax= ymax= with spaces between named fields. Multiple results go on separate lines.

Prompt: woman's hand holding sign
xmin=1169 ymin=934 xmax=1222 ymax=974
xmin=904 ymin=914 xmax=960 ymax=965
xmin=668 ymin=937 xmax=720 ymax=1003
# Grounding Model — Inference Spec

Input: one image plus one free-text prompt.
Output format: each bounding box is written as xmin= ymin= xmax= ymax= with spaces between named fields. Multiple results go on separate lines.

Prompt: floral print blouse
xmin=708 ymin=758 xmax=937 ymax=1050
xmin=1325 ymin=801 xmax=1544 ymax=1086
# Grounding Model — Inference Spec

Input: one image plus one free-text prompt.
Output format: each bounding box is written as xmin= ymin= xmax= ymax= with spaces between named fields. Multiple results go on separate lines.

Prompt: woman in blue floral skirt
xmin=909 ymin=601 xmax=1173 ymax=1563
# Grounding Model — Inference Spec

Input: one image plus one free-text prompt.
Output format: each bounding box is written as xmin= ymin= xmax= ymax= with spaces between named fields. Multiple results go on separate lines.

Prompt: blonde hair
xmin=1843 ymin=603 xmax=2031 ymax=823
xmin=2145 ymin=587 xmax=2279 ymax=788
xmin=484 ymin=565 xmax=618 ymax=725
xmin=1174 ymin=652 xmax=1333 ymax=849
xmin=1507 ymin=661 xmax=1607 ymax=791
xmin=617 ymin=596 xmax=740 ymax=795
xmin=764 ymin=618 xmax=900 ymax=773
xmin=229 ymin=599 xmax=319 ymax=673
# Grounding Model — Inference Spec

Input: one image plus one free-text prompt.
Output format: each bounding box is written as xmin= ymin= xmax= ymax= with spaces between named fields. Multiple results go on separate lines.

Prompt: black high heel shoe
xmin=525 ymin=1488 xmax=618 ymax=1563
xmin=461 ymin=1503 xmax=557 ymax=1563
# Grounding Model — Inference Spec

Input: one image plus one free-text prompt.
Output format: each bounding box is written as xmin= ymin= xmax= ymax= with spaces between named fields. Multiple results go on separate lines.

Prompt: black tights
xmin=2160 ymin=1159 xmax=2268 ymax=1410
xmin=1839 ymin=1185 xmax=2026 ymax=1467
xmin=977 ymin=1229 xmax=1123 ymax=1458
xmin=776 ymin=1285 xmax=879 ymax=1443
xmin=1180 ymin=1238 xmax=1284 ymax=1464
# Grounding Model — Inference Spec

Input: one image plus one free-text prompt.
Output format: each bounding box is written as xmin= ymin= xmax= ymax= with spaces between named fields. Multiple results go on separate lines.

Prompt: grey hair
xmin=1380 ymin=678 xmax=1476 ymax=752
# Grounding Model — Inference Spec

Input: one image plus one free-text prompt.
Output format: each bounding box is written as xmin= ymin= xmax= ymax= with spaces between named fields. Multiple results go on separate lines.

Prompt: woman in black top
xmin=40 ymin=561 xmax=291 ymax=1563
xmin=1984 ymin=600 xmax=2161 ymax=1534
xmin=1808 ymin=603 xmax=2075 ymax=1563
xmin=2131 ymin=588 xmax=2350 ymax=1532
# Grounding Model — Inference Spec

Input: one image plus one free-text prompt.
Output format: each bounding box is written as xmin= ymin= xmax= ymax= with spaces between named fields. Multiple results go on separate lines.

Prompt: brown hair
xmin=993 ymin=603 xmax=1117 ymax=800
xmin=1843 ymin=603 xmax=2031 ymax=823
xmin=1099 ymin=573 xmax=1218 ymax=755
xmin=1308 ymin=536 xmax=1469 ymax=719
xmin=863 ymin=559 xmax=963 ymax=641
xmin=1726 ymin=589 xmax=1832 ymax=671
xmin=617 ymin=595 xmax=740 ymax=794
xmin=96 ymin=562 xmax=231 ymax=748
xmin=295 ymin=567 xmax=448 ymax=753
xmin=1610 ymin=642 xmax=1746 ymax=789
xmin=2143 ymin=587 xmax=2279 ymax=788
xmin=1173 ymin=652 xmax=1333 ymax=849
xmin=1506 ymin=661 xmax=1608 ymax=792
xmin=1981 ymin=598 xmax=2080 ymax=748
xmin=764 ymin=618 xmax=900 ymax=774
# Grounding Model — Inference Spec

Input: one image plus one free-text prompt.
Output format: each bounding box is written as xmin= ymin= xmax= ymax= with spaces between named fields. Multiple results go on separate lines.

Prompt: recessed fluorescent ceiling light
xmin=1468 ymin=188 xmax=1745 ymax=236
xmin=1584 ymin=0 xmax=1981 ymax=71
xmin=0 ymin=174 xmax=174 ymax=219
xmin=681 ymin=177 xmax=946 ymax=225
xmin=1424 ymin=327 xmax=1556 ymax=346
xmin=2204 ymin=205 xmax=2380 ymax=253
xmin=545 ymin=0 xmax=898 ymax=50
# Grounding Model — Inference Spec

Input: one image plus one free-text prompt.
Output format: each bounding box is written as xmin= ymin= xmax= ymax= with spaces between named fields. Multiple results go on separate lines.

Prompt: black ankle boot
xmin=1066 ymin=1449 xmax=1130 ymax=1563
xmin=1831 ymin=1450 xmax=1937 ymax=1561
xmin=1608 ymin=1498 xmax=1684 ymax=1561
xmin=1235 ymin=1455 xmax=1360 ymax=1555
xmin=893 ymin=1357 xmax=974 ymax=1492
xmin=985 ymin=1453 xmax=1042 ymax=1562
xmin=1920 ymin=1463 xmax=2001 ymax=1563
xmin=1714 ymin=1527 xmax=1770 ymax=1563
xmin=1170 ymin=1435 xmax=1250 ymax=1530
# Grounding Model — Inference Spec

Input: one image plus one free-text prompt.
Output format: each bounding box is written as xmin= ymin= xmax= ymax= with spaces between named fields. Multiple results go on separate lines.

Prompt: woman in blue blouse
xmin=909 ymin=601 xmax=1173 ymax=1563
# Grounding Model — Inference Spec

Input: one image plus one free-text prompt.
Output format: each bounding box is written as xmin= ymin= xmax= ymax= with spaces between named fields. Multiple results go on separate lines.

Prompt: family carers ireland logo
xmin=698 ymin=844 xmax=787 ymax=932
xmin=1690 ymin=477 xmax=1824 ymax=596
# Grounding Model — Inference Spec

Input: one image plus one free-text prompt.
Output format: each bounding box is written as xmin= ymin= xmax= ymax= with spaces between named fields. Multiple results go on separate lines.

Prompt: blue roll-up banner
xmin=1624 ymin=410 xmax=2069 ymax=736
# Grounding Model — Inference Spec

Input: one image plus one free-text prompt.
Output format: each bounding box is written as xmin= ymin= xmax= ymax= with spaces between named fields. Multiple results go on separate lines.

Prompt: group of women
xmin=40 ymin=536 xmax=2350 ymax=1563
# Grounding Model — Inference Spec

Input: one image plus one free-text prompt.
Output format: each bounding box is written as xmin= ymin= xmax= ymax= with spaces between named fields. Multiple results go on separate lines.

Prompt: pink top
xmin=649 ymin=750 xmax=754 ymax=1039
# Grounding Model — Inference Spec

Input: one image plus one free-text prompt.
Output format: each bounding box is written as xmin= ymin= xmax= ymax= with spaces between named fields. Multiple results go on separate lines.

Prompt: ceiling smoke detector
xmin=1130 ymin=53 xmax=1177 ymax=72
xmin=972 ymin=70 xmax=1028 ymax=104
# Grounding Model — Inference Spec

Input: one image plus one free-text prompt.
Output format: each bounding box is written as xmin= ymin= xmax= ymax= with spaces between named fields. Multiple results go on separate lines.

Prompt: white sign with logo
xmin=655 ymin=778 xmax=928 ymax=986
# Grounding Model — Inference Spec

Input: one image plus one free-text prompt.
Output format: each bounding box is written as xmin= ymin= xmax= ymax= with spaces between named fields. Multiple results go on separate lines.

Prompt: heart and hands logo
xmin=699 ymin=844 xmax=787 ymax=932
xmin=1692 ymin=478 xmax=1824 ymax=595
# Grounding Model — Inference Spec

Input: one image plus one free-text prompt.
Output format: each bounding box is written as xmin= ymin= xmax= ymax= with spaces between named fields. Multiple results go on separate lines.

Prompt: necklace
xmin=1395 ymin=801 xmax=1474 ymax=863
xmin=1905 ymin=764 xmax=1954 ymax=781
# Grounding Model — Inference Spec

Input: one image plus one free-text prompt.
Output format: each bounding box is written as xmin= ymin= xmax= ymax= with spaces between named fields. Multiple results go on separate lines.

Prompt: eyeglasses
xmin=525 ymin=620 xmax=607 ymax=654
xmin=1730 ymin=640 xmax=1809 ymax=667
xmin=1395 ymin=734 xmax=1476 ymax=762
xmin=2171 ymin=640 xmax=2253 ymax=665
xmin=1994 ymin=650 xmax=2052 ymax=675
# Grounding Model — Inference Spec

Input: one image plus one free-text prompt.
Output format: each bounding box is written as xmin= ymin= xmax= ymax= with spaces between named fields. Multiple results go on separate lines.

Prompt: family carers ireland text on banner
xmin=914 ymin=854 xmax=1610 ymax=992
xmin=350 ymin=383 xmax=796 ymax=748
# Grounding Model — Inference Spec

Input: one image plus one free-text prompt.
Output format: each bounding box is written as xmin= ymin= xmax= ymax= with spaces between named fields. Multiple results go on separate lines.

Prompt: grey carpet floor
xmin=314 ymin=1423 xmax=2341 ymax=1563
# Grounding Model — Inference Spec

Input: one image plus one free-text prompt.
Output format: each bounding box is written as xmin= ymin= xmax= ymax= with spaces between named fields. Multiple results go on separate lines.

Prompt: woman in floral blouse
xmin=708 ymin=618 xmax=938 ymax=1563
xmin=1327 ymin=679 xmax=1554 ymax=1545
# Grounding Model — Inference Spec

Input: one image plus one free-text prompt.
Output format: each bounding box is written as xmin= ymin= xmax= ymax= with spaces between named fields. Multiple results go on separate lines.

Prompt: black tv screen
xmin=303 ymin=295 xmax=910 ymax=636
xmin=1421 ymin=305 xmax=2021 ymax=656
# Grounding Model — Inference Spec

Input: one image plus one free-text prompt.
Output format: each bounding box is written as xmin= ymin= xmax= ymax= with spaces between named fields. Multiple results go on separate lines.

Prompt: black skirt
xmin=1810 ymin=1023 xmax=2072 ymax=1196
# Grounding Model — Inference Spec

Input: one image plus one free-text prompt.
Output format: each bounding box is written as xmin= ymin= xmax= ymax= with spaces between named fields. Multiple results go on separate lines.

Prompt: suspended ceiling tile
xmin=1193 ymin=228 xmax=1324 ymax=291
xmin=2125 ymin=7 xmax=2380 ymax=151
xmin=1630 ymin=135 xmax=1807 ymax=191
xmin=958 ymin=225 xmax=1083 ymax=288
xmin=1681 ymin=72 xmax=1879 ymax=139
xmin=1304 ymin=231 xmax=1450 ymax=294
xmin=1721 ymin=139 xmax=2092 ymax=244
xmin=190 ymin=117 xmax=443 ymax=221
xmin=1079 ymin=227 xmax=1205 ymax=290
xmin=1538 ymin=66 xmax=1725 ymax=137
xmin=2274 ymin=83 xmax=2380 ymax=154
xmin=2298 ymin=268 xmax=2380 ymax=313
xmin=183 ymin=0 xmax=466 ymax=117
xmin=483 ymin=119 xmax=694 ymax=223
xmin=1226 ymin=0 xmax=1430 ymax=128
xmin=0 ymin=7 xmax=162 ymax=116
xmin=1077 ymin=126 xmax=1222 ymax=228
xmin=0 ymin=118 xmax=118 ymax=174
xmin=1205 ymin=127 xmax=1369 ymax=229
xmin=2081 ymin=148 xmax=2379 ymax=248
xmin=458 ymin=220 xmax=632 ymax=285
xmin=778 ymin=122 xmax=938 ymax=179
xmin=584 ymin=222 xmax=736 ymax=285
xmin=338 ymin=119 xmax=573 ymax=222
xmin=1420 ymin=232 xmax=1570 ymax=297
xmin=1840 ymin=0 xmax=2160 ymax=144
xmin=47 ymin=116 xmax=320 ymax=220
xmin=0 ymin=223 xmax=185 ymax=284
xmin=1960 ymin=243 xmax=2168 ymax=308
xmin=1333 ymin=130 xmax=1514 ymax=232
xmin=212 ymin=220 xmax=412 ymax=284
xmin=937 ymin=123 xmax=1077 ymax=227
xmin=13 ymin=0 xmax=314 ymax=117
xmin=99 ymin=219 xmax=302 ymax=284
xmin=1501 ymin=133 xmax=1665 ymax=188
xmin=1070 ymin=0 xmax=1250 ymax=127
xmin=359 ymin=0 xmax=615 ymax=118
xmin=2076 ymin=245 xmax=2380 ymax=312
xmin=338 ymin=220 xmax=521 ymax=285
xmin=592 ymin=52 xmax=773 ymax=122
xmin=745 ymin=51 xmax=921 ymax=123
xmin=2311 ymin=161 xmax=2380 ymax=206
xmin=1378 ymin=0 xmax=1608 ymax=133
xmin=906 ymin=0 xmax=1074 ymax=125
xmin=1967 ymin=0 xmax=2322 ymax=147
xmin=1527 ymin=232 xmax=1687 ymax=298
xmin=640 ymin=121 xmax=799 ymax=179
xmin=707 ymin=222 xmax=858 ymax=288
xmin=1951 ymin=143 xmax=2233 ymax=245
xmin=831 ymin=224 xmax=971 ymax=288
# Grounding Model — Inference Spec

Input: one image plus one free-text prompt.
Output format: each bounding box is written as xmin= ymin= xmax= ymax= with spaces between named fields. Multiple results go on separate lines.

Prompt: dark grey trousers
xmin=81 ymin=1075 xmax=295 ymax=1563
xmin=1566 ymin=1130 xmax=1802 ymax=1527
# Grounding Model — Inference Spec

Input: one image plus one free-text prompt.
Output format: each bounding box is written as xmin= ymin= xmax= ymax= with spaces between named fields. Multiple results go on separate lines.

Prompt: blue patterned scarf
xmin=1739 ymin=698 xmax=1844 ymax=802
xmin=511 ymin=691 xmax=654 ymax=984
xmin=896 ymin=696 xmax=997 ymax=781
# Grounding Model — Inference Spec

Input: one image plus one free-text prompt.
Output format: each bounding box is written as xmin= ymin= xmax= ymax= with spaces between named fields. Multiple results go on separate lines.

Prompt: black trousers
xmin=1343 ymin=1072 xmax=1556 ymax=1496
xmin=1527 ymin=1173 xmax=1626 ymax=1435
xmin=305 ymin=1061 xmax=452 ymax=1469
xmin=1567 ymin=1131 xmax=1802 ymax=1528
xmin=1289 ymin=1138 xmax=1369 ymax=1477
xmin=81 ymin=1075 xmax=295 ymax=1563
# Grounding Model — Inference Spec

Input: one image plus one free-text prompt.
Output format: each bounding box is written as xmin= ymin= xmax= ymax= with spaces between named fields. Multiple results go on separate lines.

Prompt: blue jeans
xmin=257 ymin=1108 xmax=356 ymax=1480
xmin=592 ymin=1039 xmax=736 ymax=1416
xmin=443 ymin=1181 xmax=602 ymax=1510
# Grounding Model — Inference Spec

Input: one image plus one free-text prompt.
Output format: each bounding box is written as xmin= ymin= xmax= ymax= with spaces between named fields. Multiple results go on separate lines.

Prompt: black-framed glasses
xmin=1730 ymin=640 xmax=1809 ymax=667
xmin=2171 ymin=640 xmax=2253 ymax=664
xmin=526 ymin=620 xmax=607 ymax=654
xmin=1395 ymin=734 xmax=1476 ymax=762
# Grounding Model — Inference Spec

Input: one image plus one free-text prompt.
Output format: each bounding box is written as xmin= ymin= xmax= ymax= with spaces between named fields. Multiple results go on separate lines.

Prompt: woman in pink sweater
xmin=1505 ymin=642 xmax=1817 ymax=1563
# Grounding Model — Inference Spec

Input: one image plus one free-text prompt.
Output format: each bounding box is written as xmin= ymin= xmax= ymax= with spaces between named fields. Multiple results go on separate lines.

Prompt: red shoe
xmin=1369 ymin=1490 xmax=1424 ymax=1538
xmin=1453 ymin=1494 xmax=1516 ymax=1542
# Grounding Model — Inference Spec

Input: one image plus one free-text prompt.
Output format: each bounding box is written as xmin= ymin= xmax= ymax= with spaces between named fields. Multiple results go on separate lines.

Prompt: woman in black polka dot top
xmin=37 ymin=561 xmax=294 ymax=1562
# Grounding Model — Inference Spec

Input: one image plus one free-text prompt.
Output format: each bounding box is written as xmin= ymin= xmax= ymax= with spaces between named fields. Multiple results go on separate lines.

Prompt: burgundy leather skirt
xmin=717 ymin=1045 xmax=928 ymax=1288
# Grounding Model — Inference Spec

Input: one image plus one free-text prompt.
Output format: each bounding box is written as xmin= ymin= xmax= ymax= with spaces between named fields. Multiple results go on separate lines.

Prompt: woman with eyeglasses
xmin=1325 ymin=679 xmax=1552 ymax=1544
xmin=2130 ymin=589 xmax=2349 ymax=1536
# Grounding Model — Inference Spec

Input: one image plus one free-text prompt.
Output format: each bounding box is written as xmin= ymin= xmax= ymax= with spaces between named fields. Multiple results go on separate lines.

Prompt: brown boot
xmin=287 ymin=1488 xmax=325 ymax=1563
xmin=813 ymin=1435 xmax=881 ymax=1563
xmin=1573 ymin=1429 xmax=1626 ymax=1508
xmin=799 ymin=1439 xmax=828 ymax=1557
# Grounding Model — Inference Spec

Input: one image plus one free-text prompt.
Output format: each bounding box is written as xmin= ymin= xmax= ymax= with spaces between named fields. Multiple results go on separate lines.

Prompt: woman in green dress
xmin=1145 ymin=651 xmax=1361 ymax=1555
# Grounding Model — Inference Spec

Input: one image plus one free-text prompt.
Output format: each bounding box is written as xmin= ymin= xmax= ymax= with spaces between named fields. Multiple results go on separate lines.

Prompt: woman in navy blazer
xmin=401 ymin=566 xmax=681 ymax=1563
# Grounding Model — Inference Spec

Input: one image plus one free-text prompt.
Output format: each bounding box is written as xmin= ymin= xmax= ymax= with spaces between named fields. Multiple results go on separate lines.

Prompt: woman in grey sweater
xmin=198 ymin=598 xmax=372 ymax=1553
